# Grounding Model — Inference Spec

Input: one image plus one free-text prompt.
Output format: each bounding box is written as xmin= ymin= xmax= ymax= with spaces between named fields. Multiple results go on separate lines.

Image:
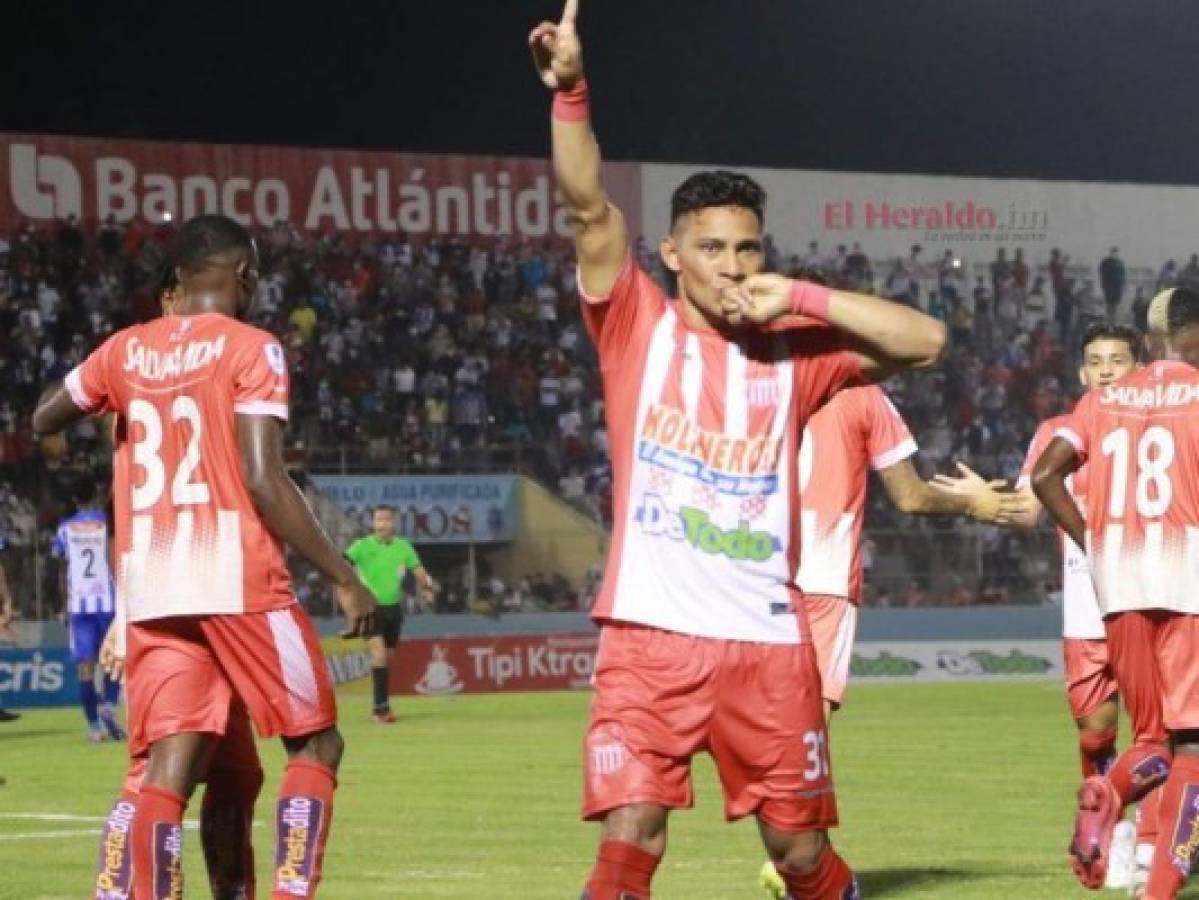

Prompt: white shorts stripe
xmin=267 ymin=609 xmax=321 ymax=721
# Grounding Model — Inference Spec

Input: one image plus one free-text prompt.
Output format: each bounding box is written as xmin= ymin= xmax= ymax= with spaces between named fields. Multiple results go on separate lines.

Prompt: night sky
xmin=4 ymin=0 xmax=1199 ymax=184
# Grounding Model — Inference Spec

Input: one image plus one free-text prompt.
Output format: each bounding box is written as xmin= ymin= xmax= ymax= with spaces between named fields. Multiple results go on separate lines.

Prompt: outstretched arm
xmin=879 ymin=459 xmax=1026 ymax=523
xmin=32 ymin=381 xmax=86 ymax=437
xmin=721 ymin=274 xmax=946 ymax=379
xmin=530 ymin=0 xmax=628 ymax=297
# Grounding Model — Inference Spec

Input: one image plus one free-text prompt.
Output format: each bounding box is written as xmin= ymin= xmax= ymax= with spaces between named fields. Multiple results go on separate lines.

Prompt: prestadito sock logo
xmin=275 ymin=797 xmax=323 ymax=896
xmin=8 ymin=144 xmax=81 ymax=220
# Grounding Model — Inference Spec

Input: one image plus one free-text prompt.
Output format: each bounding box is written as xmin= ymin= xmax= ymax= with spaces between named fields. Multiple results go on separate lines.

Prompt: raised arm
xmin=529 ymin=0 xmax=628 ymax=297
xmin=236 ymin=413 xmax=376 ymax=635
xmin=1030 ymin=437 xmax=1086 ymax=549
xmin=721 ymin=274 xmax=946 ymax=380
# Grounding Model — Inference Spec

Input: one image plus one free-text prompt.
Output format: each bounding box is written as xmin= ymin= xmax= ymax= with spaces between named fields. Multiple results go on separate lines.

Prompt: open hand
xmin=529 ymin=0 xmax=584 ymax=90
xmin=99 ymin=619 xmax=125 ymax=682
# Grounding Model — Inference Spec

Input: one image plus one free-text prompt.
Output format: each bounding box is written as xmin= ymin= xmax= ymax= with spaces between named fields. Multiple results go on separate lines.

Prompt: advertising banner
xmin=850 ymin=639 xmax=1062 ymax=682
xmin=0 ymin=647 xmax=78 ymax=708
xmin=320 ymin=635 xmax=373 ymax=687
xmin=642 ymin=163 xmax=1199 ymax=272
xmin=0 ymin=133 xmax=643 ymax=239
xmin=391 ymin=633 xmax=598 ymax=695
xmin=311 ymin=474 xmax=518 ymax=544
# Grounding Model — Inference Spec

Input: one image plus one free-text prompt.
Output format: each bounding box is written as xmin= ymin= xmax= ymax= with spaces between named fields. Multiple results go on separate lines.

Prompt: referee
xmin=345 ymin=505 xmax=433 ymax=722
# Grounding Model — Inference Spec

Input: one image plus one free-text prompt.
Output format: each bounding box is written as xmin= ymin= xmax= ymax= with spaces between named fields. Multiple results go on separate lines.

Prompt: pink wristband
xmin=552 ymin=79 xmax=590 ymax=122
xmin=789 ymin=280 xmax=831 ymax=321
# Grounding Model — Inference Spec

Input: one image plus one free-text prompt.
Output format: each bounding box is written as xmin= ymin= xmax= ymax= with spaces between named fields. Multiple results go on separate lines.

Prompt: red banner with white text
xmin=0 ymin=133 xmax=642 ymax=239
xmin=392 ymin=633 xmax=598 ymax=695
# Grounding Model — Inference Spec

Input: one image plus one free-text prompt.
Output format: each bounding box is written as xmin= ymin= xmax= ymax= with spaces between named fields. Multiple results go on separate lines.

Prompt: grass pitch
xmin=1 ymin=680 xmax=1193 ymax=899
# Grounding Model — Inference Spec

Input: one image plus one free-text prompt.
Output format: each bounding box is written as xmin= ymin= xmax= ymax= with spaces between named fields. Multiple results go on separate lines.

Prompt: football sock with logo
xmin=1079 ymin=727 xmax=1118 ymax=778
xmin=202 ymin=765 xmax=264 ymax=899
xmin=102 ymin=674 xmax=122 ymax=706
xmin=81 ymin=679 xmax=100 ymax=728
xmin=93 ymin=790 xmax=138 ymax=898
xmin=775 ymin=845 xmax=856 ymax=899
xmin=371 ymin=667 xmax=389 ymax=711
xmin=272 ymin=759 xmax=336 ymax=899
xmin=131 ymin=784 xmax=187 ymax=900
xmin=1146 ymin=755 xmax=1199 ymax=900
xmin=1138 ymin=786 xmax=1162 ymax=851
xmin=583 ymin=839 xmax=660 ymax=899
xmin=1109 ymin=743 xmax=1172 ymax=806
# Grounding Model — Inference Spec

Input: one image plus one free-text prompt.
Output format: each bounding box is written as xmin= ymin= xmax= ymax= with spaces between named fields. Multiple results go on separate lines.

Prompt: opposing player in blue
xmin=53 ymin=477 xmax=124 ymax=741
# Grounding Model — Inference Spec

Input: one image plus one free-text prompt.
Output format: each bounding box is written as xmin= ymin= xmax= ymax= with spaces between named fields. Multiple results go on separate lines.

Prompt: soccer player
xmin=345 ymin=504 xmax=434 ymax=722
xmin=796 ymin=384 xmax=1021 ymax=715
xmin=53 ymin=476 xmax=125 ymax=741
xmin=1031 ymin=287 xmax=1199 ymax=899
xmin=531 ymin=3 xmax=946 ymax=896
xmin=87 ymin=268 xmax=266 ymax=900
xmin=32 ymin=214 xmax=376 ymax=899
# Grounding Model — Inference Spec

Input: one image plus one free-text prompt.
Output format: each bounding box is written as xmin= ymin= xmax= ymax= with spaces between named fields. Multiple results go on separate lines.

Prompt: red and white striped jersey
xmin=582 ymin=259 xmax=861 ymax=643
xmin=1056 ymin=361 xmax=1199 ymax=617
xmin=66 ymin=312 xmax=294 ymax=622
xmin=1018 ymin=415 xmax=1104 ymax=638
xmin=795 ymin=385 xmax=916 ymax=603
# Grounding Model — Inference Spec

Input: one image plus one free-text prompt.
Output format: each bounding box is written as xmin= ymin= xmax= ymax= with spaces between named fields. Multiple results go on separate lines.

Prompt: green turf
xmin=0 ymin=680 xmax=1193 ymax=899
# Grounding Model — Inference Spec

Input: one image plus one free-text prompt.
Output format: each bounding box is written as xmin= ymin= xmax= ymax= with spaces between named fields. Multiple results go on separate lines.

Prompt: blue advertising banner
xmin=0 ymin=647 xmax=78 ymax=708
xmin=311 ymin=475 xmax=518 ymax=544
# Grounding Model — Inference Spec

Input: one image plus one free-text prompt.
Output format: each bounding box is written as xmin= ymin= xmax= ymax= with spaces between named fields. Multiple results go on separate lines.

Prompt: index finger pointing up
xmin=561 ymin=0 xmax=579 ymax=27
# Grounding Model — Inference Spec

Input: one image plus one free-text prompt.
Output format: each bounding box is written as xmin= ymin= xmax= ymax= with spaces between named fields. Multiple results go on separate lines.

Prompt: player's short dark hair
xmin=1079 ymin=322 xmax=1141 ymax=359
xmin=1167 ymin=286 xmax=1199 ymax=334
xmin=670 ymin=170 xmax=766 ymax=228
xmin=171 ymin=214 xmax=254 ymax=273
xmin=73 ymin=476 xmax=98 ymax=506
xmin=373 ymin=504 xmax=396 ymax=515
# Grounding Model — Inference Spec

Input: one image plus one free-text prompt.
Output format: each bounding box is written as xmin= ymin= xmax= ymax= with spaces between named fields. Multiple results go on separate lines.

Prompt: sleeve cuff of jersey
xmin=870 ymin=438 xmax=918 ymax=471
xmin=1053 ymin=426 xmax=1084 ymax=454
xmin=64 ymin=366 xmax=96 ymax=412
xmin=234 ymin=400 xmax=289 ymax=420
xmin=577 ymin=254 xmax=633 ymax=306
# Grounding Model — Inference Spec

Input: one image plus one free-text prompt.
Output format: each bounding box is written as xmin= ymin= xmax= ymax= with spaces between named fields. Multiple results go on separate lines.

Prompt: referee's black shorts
xmin=373 ymin=603 xmax=405 ymax=649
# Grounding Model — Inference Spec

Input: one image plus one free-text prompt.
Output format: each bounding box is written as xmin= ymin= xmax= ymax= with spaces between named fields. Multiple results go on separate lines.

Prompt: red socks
xmin=202 ymin=765 xmax=264 ymax=899
xmin=775 ymin=845 xmax=856 ymax=899
xmin=584 ymin=839 xmax=661 ymax=899
xmin=93 ymin=790 xmax=138 ymax=899
xmin=1079 ymin=727 xmax=1118 ymax=778
xmin=1108 ymin=743 xmax=1172 ymax=806
xmin=131 ymin=784 xmax=187 ymax=900
xmin=272 ymin=759 xmax=337 ymax=899
xmin=1138 ymin=786 xmax=1162 ymax=849
xmin=1147 ymin=755 xmax=1199 ymax=900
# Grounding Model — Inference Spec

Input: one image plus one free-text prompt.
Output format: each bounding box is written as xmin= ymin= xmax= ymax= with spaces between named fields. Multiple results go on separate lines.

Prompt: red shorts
xmin=805 ymin=594 xmax=857 ymax=707
xmin=1104 ymin=611 xmax=1199 ymax=741
xmin=1062 ymin=637 xmax=1118 ymax=721
xmin=583 ymin=623 xmax=837 ymax=833
xmin=126 ymin=605 xmax=336 ymax=758
xmin=121 ymin=700 xmax=262 ymax=796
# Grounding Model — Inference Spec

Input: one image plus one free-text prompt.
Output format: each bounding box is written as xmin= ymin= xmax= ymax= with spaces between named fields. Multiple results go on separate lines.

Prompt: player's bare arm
xmin=878 ymin=458 xmax=1025 ymax=523
xmin=721 ymin=273 xmax=947 ymax=379
xmin=0 ymin=560 xmax=14 ymax=634
xmin=531 ymin=0 xmax=628 ymax=297
xmin=236 ymin=413 xmax=377 ymax=636
xmin=1031 ymin=437 xmax=1086 ymax=549
xmin=930 ymin=461 xmax=1039 ymax=526
xmin=31 ymin=381 xmax=87 ymax=437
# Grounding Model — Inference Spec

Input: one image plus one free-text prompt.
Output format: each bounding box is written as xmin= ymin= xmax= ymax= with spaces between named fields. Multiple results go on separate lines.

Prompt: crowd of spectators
xmin=0 ymin=215 xmax=1182 ymax=612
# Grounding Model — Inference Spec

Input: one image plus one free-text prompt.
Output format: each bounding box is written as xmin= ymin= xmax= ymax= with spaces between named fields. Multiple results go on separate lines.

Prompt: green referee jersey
xmin=345 ymin=534 xmax=422 ymax=606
